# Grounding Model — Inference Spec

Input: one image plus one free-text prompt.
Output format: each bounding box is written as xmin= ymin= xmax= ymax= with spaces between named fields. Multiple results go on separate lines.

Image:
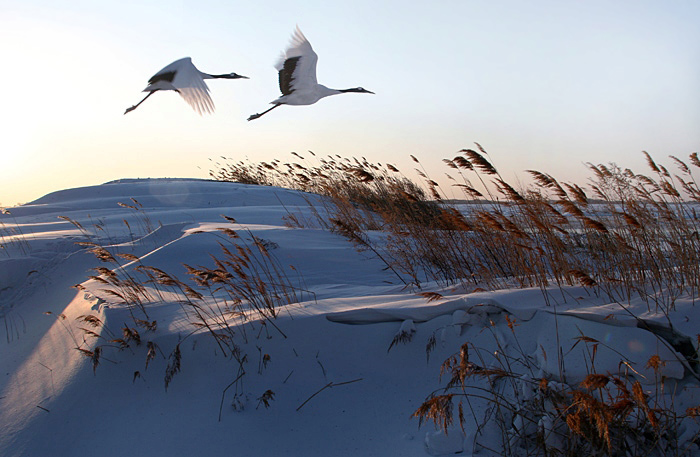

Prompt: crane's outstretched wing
xmin=275 ymin=26 xmax=318 ymax=96
xmin=169 ymin=57 xmax=215 ymax=115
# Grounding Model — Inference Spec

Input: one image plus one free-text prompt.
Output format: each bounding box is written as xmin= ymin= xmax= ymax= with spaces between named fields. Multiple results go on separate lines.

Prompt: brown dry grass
xmin=71 ymin=210 xmax=311 ymax=390
xmin=212 ymin=147 xmax=700 ymax=315
xmin=211 ymin=146 xmax=700 ymax=454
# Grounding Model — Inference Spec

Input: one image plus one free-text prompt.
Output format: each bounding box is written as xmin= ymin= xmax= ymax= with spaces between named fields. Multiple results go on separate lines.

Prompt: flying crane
xmin=125 ymin=57 xmax=248 ymax=115
xmin=248 ymin=26 xmax=374 ymax=121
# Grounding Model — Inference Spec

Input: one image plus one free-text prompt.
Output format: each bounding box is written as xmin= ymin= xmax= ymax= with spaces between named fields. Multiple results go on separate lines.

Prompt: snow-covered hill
xmin=1 ymin=179 xmax=698 ymax=456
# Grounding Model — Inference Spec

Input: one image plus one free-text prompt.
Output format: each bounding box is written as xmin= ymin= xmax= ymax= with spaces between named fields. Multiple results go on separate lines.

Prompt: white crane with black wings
xmin=125 ymin=57 xmax=248 ymax=115
xmin=248 ymin=26 xmax=374 ymax=121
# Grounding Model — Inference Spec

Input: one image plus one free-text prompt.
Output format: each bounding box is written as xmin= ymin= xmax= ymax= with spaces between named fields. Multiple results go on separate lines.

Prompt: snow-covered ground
xmin=1 ymin=179 xmax=698 ymax=456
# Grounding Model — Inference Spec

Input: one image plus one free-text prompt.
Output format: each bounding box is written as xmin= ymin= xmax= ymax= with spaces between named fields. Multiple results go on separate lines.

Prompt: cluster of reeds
xmin=117 ymin=198 xmax=156 ymax=240
xmin=69 ymin=209 xmax=308 ymax=391
xmin=413 ymin=318 xmax=700 ymax=456
xmin=211 ymin=152 xmax=455 ymax=286
xmin=176 ymin=223 xmax=312 ymax=343
xmin=0 ymin=208 xmax=33 ymax=257
xmin=210 ymin=152 xmax=440 ymax=226
xmin=76 ymin=241 xmax=152 ymax=318
xmin=402 ymin=147 xmax=700 ymax=314
xmin=213 ymin=147 xmax=700 ymax=313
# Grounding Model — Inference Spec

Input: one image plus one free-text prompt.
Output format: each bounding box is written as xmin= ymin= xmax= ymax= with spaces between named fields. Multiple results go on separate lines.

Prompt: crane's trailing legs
xmin=124 ymin=90 xmax=158 ymax=115
xmin=248 ymin=104 xmax=281 ymax=121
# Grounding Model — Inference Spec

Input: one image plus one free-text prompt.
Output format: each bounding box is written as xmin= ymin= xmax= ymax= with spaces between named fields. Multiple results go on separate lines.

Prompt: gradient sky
xmin=1 ymin=0 xmax=698 ymax=206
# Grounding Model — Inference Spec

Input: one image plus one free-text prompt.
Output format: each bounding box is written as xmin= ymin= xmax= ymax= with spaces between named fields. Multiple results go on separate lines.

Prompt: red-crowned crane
xmin=125 ymin=57 xmax=248 ymax=115
xmin=247 ymin=26 xmax=373 ymax=121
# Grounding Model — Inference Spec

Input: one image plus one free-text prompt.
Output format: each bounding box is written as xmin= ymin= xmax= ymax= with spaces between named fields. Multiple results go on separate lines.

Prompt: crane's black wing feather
xmin=278 ymin=57 xmax=301 ymax=96
xmin=149 ymin=71 xmax=177 ymax=85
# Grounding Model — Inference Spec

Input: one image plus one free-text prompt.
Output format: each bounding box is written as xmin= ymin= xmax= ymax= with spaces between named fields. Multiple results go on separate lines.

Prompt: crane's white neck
xmin=317 ymin=85 xmax=342 ymax=97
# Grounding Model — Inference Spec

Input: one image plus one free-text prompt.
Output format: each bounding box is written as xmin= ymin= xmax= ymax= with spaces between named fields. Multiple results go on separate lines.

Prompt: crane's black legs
xmin=124 ymin=90 xmax=158 ymax=115
xmin=247 ymin=104 xmax=280 ymax=121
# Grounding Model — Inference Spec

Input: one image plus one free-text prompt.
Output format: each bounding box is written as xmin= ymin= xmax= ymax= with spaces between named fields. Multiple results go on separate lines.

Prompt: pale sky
xmin=1 ymin=0 xmax=698 ymax=206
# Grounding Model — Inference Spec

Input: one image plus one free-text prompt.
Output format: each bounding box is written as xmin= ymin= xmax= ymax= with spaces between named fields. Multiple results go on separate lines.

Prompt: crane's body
xmin=248 ymin=27 xmax=373 ymax=121
xmin=272 ymin=84 xmax=341 ymax=106
xmin=125 ymin=57 xmax=248 ymax=115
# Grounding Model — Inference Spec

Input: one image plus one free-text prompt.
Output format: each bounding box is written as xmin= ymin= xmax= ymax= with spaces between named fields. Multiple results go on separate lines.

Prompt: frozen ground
xmin=1 ymin=179 xmax=698 ymax=456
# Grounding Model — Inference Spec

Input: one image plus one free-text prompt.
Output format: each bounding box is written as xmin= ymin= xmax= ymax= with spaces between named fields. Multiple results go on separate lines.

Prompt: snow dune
xmin=1 ymin=179 xmax=698 ymax=456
